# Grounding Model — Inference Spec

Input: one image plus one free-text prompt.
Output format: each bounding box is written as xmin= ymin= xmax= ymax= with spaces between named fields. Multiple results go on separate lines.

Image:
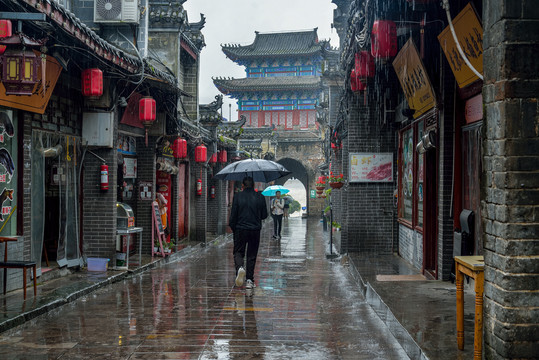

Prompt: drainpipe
xmin=441 ymin=0 xmax=483 ymax=80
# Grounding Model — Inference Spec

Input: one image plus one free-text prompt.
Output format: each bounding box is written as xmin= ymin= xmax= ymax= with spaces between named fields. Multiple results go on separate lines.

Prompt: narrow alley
xmin=0 ymin=218 xmax=408 ymax=359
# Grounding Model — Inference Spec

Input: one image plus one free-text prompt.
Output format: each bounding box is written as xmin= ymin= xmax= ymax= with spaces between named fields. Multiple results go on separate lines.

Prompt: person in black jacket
xmin=229 ymin=176 xmax=268 ymax=289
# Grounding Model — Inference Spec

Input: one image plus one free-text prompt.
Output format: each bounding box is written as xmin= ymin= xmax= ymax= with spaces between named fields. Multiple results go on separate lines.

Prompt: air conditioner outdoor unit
xmin=94 ymin=0 xmax=139 ymax=24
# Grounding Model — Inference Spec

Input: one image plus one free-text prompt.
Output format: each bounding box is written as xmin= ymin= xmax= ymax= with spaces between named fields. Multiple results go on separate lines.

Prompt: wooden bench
xmin=0 ymin=236 xmax=37 ymax=300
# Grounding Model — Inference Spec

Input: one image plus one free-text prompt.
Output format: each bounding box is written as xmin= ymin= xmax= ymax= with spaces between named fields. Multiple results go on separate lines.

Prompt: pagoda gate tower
xmin=214 ymin=29 xmax=329 ymax=216
xmin=214 ymin=29 xmax=325 ymax=130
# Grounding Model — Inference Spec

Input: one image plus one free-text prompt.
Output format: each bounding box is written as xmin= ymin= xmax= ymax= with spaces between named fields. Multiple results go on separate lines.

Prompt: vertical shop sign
xmin=438 ymin=3 xmax=483 ymax=88
xmin=393 ymin=39 xmax=437 ymax=119
xmin=0 ymin=108 xmax=15 ymax=231
xmin=156 ymin=170 xmax=171 ymax=242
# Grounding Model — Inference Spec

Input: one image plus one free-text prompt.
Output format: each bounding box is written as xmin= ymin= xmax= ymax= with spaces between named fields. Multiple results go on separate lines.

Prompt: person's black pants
xmin=233 ymin=229 xmax=260 ymax=281
xmin=272 ymin=214 xmax=283 ymax=237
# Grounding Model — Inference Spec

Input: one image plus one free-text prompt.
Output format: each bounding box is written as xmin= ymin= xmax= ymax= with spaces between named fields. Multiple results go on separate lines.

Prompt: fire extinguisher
xmin=210 ymin=185 xmax=215 ymax=199
xmin=196 ymin=178 xmax=202 ymax=196
xmin=100 ymin=164 xmax=109 ymax=190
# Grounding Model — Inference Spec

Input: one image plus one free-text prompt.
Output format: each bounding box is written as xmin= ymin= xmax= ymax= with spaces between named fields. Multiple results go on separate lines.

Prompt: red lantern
xmin=0 ymin=20 xmax=12 ymax=55
xmin=351 ymin=68 xmax=367 ymax=93
xmin=139 ymin=97 xmax=156 ymax=123
xmin=139 ymin=97 xmax=156 ymax=146
xmin=371 ymin=20 xmax=397 ymax=59
xmin=172 ymin=138 xmax=187 ymax=158
xmin=218 ymin=150 xmax=227 ymax=163
xmin=350 ymin=68 xmax=359 ymax=91
xmin=81 ymin=68 xmax=103 ymax=97
xmin=355 ymin=51 xmax=374 ymax=79
xmin=209 ymin=152 xmax=217 ymax=164
xmin=195 ymin=145 xmax=207 ymax=163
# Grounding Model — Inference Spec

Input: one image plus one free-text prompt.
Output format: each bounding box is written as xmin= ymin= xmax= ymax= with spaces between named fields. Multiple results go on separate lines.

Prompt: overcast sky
xmin=183 ymin=0 xmax=339 ymax=121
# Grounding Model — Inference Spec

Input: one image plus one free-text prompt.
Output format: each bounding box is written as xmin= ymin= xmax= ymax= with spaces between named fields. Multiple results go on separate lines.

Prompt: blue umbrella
xmin=262 ymin=185 xmax=290 ymax=197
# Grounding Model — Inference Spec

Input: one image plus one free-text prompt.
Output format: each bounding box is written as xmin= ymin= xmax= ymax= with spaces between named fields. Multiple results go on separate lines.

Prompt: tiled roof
xmin=221 ymin=29 xmax=322 ymax=60
xmin=213 ymin=76 xmax=321 ymax=93
xmin=17 ymin=0 xmax=177 ymax=86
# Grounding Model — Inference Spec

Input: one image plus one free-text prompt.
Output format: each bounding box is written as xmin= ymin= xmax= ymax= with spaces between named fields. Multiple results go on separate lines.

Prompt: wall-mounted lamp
xmin=416 ymin=130 xmax=436 ymax=154
xmin=0 ymin=33 xmax=46 ymax=96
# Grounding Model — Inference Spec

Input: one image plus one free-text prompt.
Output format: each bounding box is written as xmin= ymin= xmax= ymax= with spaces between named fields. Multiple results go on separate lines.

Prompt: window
xmin=398 ymin=120 xmax=425 ymax=230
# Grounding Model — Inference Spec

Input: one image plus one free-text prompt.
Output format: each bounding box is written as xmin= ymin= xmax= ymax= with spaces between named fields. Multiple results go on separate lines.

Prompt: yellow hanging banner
xmin=438 ymin=3 xmax=483 ymax=88
xmin=392 ymin=38 xmax=437 ymax=119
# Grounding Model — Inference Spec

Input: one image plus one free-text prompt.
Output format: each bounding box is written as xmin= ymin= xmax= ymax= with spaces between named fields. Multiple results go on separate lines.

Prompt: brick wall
xmin=81 ymin=144 xmax=118 ymax=259
xmin=207 ymin=165 xmax=219 ymax=235
xmin=191 ymin=161 xmax=207 ymax=243
xmin=482 ymin=1 xmax=539 ymax=358
xmin=181 ymin=58 xmax=199 ymax=119
xmin=135 ymin=136 xmax=157 ymax=255
xmin=342 ymin=93 xmax=396 ymax=253
xmin=437 ymin=62 xmax=457 ymax=281
xmin=398 ymin=224 xmax=423 ymax=270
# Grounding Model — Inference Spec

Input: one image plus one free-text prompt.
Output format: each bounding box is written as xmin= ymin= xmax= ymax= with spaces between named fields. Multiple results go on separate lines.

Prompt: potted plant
xmin=315 ymin=176 xmax=326 ymax=191
xmin=328 ymin=172 xmax=344 ymax=189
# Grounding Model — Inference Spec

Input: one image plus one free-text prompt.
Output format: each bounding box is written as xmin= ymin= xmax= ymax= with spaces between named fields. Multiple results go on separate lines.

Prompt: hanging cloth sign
xmin=392 ymin=38 xmax=437 ymax=119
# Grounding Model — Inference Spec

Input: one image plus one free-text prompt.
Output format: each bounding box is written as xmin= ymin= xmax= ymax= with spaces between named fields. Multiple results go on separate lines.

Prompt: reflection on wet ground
xmin=0 ymin=218 xmax=408 ymax=359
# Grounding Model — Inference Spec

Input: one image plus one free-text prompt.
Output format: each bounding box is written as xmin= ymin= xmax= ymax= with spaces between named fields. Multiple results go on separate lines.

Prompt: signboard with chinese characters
xmin=393 ymin=39 xmax=437 ymax=119
xmin=349 ymin=153 xmax=394 ymax=183
xmin=123 ymin=158 xmax=137 ymax=179
xmin=438 ymin=3 xmax=483 ymax=88
xmin=139 ymin=181 xmax=153 ymax=201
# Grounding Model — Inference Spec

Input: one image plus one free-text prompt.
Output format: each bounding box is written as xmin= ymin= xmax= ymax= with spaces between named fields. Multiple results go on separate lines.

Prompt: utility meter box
xmin=82 ymin=112 xmax=114 ymax=148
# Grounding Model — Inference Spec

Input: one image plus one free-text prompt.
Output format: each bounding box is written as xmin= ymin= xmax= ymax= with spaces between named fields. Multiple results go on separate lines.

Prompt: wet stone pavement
xmin=0 ymin=218 xmax=409 ymax=359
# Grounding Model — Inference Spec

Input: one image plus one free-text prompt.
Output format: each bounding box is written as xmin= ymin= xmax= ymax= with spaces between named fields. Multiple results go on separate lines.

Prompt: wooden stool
xmin=0 ymin=237 xmax=37 ymax=300
xmin=454 ymin=255 xmax=484 ymax=360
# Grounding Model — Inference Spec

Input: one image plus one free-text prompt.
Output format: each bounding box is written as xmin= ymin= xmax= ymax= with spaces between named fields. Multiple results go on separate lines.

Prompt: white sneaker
xmin=246 ymin=279 xmax=256 ymax=289
xmin=235 ymin=267 xmax=246 ymax=287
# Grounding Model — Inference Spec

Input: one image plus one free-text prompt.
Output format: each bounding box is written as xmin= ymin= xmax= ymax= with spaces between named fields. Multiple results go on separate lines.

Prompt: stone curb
xmin=0 ymin=234 xmax=232 ymax=334
xmin=346 ymin=257 xmax=428 ymax=360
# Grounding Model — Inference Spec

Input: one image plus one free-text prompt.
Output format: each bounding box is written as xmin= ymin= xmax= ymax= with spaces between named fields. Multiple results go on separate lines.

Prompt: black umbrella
xmin=214 ymin=158 xmax=291 ymax=183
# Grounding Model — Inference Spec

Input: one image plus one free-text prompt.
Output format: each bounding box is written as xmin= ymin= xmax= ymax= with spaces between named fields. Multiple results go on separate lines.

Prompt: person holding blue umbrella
xmin=270 ymin=191 xmax=285 ymax=239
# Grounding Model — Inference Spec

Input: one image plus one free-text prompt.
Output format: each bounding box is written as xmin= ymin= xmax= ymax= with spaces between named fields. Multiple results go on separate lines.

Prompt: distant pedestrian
xmin=271 ymin=191 xmax=284 ymax=239
xmin=283 ymin=196 xmax=291 ymax=218
xmin=229 ymin=176 xmax=268 ymax=289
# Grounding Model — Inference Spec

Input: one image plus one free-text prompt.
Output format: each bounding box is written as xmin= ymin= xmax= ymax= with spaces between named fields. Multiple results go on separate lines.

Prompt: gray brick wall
xmin=482 ymin=1 xmax=539 ymax=358
xmin=437 ymin=62 xmax=457 ymax=281
xmin=398 ymin=224 xmax=423 ymax=270
xmin=134 ymin=136 xmax=157 ymax=255
xmin=341 ymin=93 xmax=396 ymax=253
xmin=207 ymin=164 xmax=219 ymax=235
xmin=81 ymin=145 xmax=118 ymax=259
xmin=191 ymin=160 xmax=207 ymax=243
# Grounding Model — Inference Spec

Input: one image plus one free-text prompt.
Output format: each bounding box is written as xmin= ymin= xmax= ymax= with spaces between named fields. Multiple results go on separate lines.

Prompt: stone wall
xmin=482 ymin=1 xmax=539 ymax=358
